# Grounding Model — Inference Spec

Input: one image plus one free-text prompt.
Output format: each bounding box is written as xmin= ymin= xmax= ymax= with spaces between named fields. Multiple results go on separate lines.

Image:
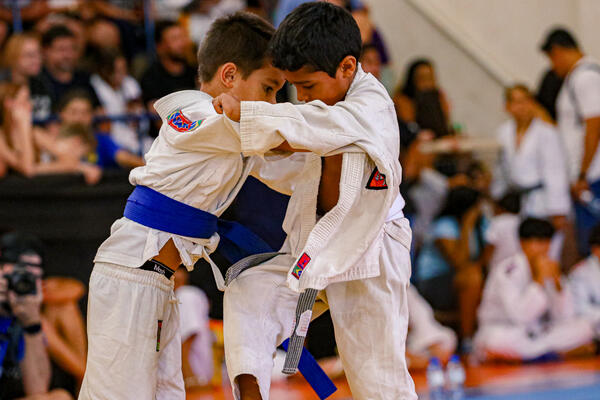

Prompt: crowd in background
xmin=1 ymin=1 xmax=600 ymax=399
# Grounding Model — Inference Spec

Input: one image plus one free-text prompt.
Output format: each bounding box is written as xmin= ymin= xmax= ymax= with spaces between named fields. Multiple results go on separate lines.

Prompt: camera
xmin=5 ymin=262 xmax=37 ymax=296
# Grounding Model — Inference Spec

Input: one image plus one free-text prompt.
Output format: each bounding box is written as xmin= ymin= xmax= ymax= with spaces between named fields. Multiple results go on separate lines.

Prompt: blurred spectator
xmin=34 ymin=122 xmax=102 ymax=185
xmin=415 ymin=186 xmax=487 ymax=346
xmin=41 ymin=25 xmax=100 ymax=108
xmin=140 ymin=21 xmax=196 ymax=119
xmin=484 ymin=192 xmax=521 ymax=271
xmin=394 ymin=58 xmax=451 ymax=139
xmin=360 ymin=43 xmax=381 ymax=80
xmin=53 ymin=90 xmax=144 ymax=169
xmin=90 ymin=47 xmax=151 ymax=154
xmin=569 ymin=223 xmax=600 ymax=338
xmin=174 ymin=267 xmax=213 ymax=389
xmin=491 ymin=84 xmax=570 ymax=225
xmin=41 ymin=274 xmax=87 ymax=392
xmin=0 ymin=231 xmax=73 ymax=400
xmin=20 ymin=1 xmax=81 ymax=24
xmin=34 ymin=13 xmax=87 ymax=60
xmin=86 ymin=18 xmax=121 ymax=53
xmin=406 ymin=285 xmax=457 ymax=370
xmin=474 ymin=218 xmax=595 ymax=362
xmin=0 ymin=82 xmax=36 ymax=178
xmin=179 ymin=0 xmax=244 ymax=45
xmin=541 ymin=28 xmax=600 ymax=255
xmin=536 ymin=68 xmax=563 ymax=122
xmin=90 ymin=1 xmax=144 ymax=61
xmin=1 ymin=33 xmax=54 ymax=123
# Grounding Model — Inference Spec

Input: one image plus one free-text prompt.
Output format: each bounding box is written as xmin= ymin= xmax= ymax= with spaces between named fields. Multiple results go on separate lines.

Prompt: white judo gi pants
xmin=474 ymin=318 xmax=594 ymax=360
xmin=79 ymin=263 xmax=185 ymax=400
xmin=224 ymin=218 xmax=417 ymax=400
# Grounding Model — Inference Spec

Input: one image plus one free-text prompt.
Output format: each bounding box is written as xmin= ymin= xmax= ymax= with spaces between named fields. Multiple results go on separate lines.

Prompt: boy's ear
xmin=338 ymin=55 xmax=357 ymax=79
xmin=219 ymin=62 xmax=238 ymax=88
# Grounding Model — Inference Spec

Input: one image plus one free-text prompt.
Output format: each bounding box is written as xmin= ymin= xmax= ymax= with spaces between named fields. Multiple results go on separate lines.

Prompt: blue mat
xmin=467 ymin=381 xmax=600 ymax=400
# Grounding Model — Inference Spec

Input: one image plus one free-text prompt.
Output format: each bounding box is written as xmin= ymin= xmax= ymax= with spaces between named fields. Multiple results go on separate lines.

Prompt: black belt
xmin=140 ymin=259 xmax=175 ymax=279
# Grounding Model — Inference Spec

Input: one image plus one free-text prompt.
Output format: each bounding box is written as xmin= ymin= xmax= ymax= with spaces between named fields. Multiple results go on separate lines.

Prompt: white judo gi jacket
xmin=492 ymin=118 xmax=571 ymax=218
xmin=94 ymin=90 xmax=303 ymax=289
xmin=478 ymin=252 xmax=575 ymax=334
xmin=569 ymin=255 xmax=600 ymax=334
xmin=238 ymin=65 xmax=405 ymax=292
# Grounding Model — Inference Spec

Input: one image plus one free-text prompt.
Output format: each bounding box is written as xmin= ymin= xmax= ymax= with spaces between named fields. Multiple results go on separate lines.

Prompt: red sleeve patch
xmin=366 ymin=167 xmax=388 ymax=190
xmin=291 ymin=253 xmax=311 ymax=279
xmin=167 ymin=110 xmax=202 ymax=132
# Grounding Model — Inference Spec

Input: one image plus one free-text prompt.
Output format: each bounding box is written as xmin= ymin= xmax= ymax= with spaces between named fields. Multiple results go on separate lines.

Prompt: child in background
xmin=475 ymin=218 xmax=595 ymax=362
xmin=484 ymin=192 xmax=522 ymax=271
xmin=569 ymin=223 xmax=600 ymax=338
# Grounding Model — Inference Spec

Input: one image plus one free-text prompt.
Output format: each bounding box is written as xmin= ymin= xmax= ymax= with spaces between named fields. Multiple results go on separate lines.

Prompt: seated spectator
xmin=415 ymin=186 xmax=487 ymax=347
xmin=0 ymin=82 xmax=36 ymax=178
xmin=55 ymin=90 xmax=144 ymax=169
xmin=34 ymin=122 xmax=102 ymax=185
xmin=0 ymin=232 xmax=73 ymax=400
xmin=20 ymin=1 xmax=81 ymax=24
xmin=475 ymin=218 xmax=595 ymax=362
xmin=2 ymin=33 xmax=54 ymax=123
xmin=484 ymin=192 xmax=522 ymax=271
xmin=394 ymin=58 xmax=452 ymax=139
xmin=569 ymin=223 xmax=600 ymax=337
xmin=174 ymin=267 xmax=214 ymax=389
xmin=90 ymin=47 xmax=151 ymax=154
xmin=140 ymin=21 xmax=197 ymax=115
xmin=406 ymin=285 xmax=457 ymax=370
xmin=40 ymin=25 xmax=100 ymax=108
xmin=491 ymin=84 xmax=570 ymax=225
xmin=359 ymin=43 xmax=381 ymax=81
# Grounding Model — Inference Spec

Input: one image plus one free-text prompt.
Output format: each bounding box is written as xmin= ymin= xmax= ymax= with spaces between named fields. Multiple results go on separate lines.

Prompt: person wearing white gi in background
xmin=474 ymin=218 xmax=595 ymax=362
xmin=491 ymin=84 xmax=570 ymax=261
xmin=569 ymin=223 xmax=600 ymax=337
xmin=541 ymin=28 xmax=600 ymax=255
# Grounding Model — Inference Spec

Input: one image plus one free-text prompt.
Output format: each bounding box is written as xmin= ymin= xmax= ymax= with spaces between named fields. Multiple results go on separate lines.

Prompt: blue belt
xmin=282 ymin=339 xmax=337 ymax=399
xmin=123 ymin=186 xmax=272 ymax=264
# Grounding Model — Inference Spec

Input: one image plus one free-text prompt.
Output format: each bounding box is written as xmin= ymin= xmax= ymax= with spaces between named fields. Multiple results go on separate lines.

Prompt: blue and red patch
xmin=366 ymin=167 xmax=388 ymax=190
xmin=292 ymin=253 xmax=311 ymax=279
xmin=167 ymin=110 xmax=202 ymax=132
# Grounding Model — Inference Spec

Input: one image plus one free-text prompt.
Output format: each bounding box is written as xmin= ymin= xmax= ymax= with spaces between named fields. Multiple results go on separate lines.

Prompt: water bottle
xmin=426 ymin=357 xmax=445 ymax=400
xmin=446 ymin=354 xmax=466 ymax=400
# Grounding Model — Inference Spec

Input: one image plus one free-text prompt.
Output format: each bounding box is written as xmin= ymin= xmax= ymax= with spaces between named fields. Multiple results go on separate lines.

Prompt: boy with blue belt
xmin=78 ymin=13 xmax=290 ymax=400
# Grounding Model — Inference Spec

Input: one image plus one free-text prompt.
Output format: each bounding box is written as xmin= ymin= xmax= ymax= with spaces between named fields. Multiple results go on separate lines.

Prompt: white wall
xmin=367 ymin=0 xmax=600 ymax=138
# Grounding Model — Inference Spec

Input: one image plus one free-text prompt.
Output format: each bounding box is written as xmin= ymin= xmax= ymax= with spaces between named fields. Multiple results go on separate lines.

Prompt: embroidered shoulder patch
xmin=366 ymin=167 xmax=388 ymax=190
xmin=292 ymin=253 xmax=311 ymax=280
xmin=167 ymin=110 xmax=202 ymax=132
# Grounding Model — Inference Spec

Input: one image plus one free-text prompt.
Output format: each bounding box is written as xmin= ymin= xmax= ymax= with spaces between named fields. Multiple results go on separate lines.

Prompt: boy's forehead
xmin=284 ymin=66 xmax=330 ymax=84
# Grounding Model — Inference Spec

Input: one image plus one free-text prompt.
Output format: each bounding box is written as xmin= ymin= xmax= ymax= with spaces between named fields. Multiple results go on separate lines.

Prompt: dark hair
xmin=519 ymin=218 xmax=555 ymax=240
xmin=540 ymin=27 xmax=579 ymax=53
xmin=41 ymin=25 xmax=75 ymax=48
xmin=56 ymin=89 xmax=93 ymax=113
xmin=497 ymin=192 xmax=521 ymax=214
xmin=438 ymin=186 xmax=481 ymax=220
xmin=589 ymin=223 xmax=600 ymax=247
xmin=93 ymin=47 xmax=125 ymax=81
xmin=269 ymin=2 xmax=362 ymax=77
xmin=154 ymin=20 xmax=180 ymax=45
xmin=400 ymin=58 xmax=433 ymax=99
xmin=197 ymin=12 xmax=275 ymax=83
xmin=0 ymin=232 xmax=45 ymax=266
